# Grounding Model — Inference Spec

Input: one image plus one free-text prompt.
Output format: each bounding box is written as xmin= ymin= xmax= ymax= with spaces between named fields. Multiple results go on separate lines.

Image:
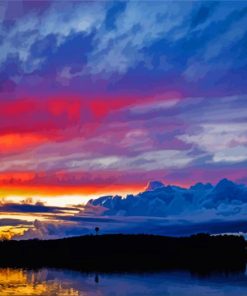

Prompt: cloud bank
xmin=0 ymin=179 xmax=246 ymax=240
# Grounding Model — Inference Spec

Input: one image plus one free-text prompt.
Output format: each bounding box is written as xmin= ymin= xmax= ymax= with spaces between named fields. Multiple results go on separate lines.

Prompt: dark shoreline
xmin=0 ymin=234 xmax=245 ymax=275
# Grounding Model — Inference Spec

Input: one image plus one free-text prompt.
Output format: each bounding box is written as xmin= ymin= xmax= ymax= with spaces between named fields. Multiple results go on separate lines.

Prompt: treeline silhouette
xmin=0 ymin=234 xmax=245 ymax=274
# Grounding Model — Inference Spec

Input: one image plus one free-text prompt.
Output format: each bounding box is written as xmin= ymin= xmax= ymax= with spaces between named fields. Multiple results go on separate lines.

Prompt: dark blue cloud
xmin=0 ymin=1 xmax=246 ymax=97
xmin=87 ymin=179 xmax=247 ymax=218
xmin=0 ymin=202 xmax=78 ymax=214
xmin=105 ymin=1 xmax=126 ymax=30
xmin=57 ymin=216 xmax=120 ymax=224
xmin=0 ymin=218 xmax=32 ymax=227
xmin=190 ymin=3 xmax=217 ymax=28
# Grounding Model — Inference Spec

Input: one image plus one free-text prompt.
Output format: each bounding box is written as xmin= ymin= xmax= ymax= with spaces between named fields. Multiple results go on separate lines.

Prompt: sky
xmin=0 ymin=1 xmax=247 ymax=239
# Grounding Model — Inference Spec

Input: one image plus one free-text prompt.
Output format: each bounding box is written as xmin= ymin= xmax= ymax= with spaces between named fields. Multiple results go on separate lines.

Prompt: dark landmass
xmin=0 ymin=234 xmax=245 ymax=274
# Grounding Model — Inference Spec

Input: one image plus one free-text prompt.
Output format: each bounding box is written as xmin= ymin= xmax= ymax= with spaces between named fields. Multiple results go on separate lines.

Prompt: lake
xmin=0 ymin=268 xmax=247 ymax=295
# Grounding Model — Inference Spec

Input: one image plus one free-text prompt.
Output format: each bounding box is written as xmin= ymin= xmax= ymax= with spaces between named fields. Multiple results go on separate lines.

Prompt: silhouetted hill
xmin=0 ymin=234 xmax=245 ymax=274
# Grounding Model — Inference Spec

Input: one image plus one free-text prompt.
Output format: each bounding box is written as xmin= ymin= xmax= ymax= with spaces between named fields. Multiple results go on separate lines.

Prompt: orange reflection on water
xmin=0 ymin=268 xmax=80 ymax=296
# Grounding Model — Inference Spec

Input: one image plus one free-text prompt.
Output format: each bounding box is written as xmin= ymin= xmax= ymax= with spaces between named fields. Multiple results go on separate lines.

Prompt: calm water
xmin=0 ymin=268 xmax=247 ymax=296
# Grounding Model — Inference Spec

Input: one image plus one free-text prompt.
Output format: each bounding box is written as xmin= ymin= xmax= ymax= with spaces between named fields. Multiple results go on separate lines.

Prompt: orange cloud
xmin=0 ymin=133 xmax=51 ymax=154
xmin=0 ymin=226 xmax=28 ymax=240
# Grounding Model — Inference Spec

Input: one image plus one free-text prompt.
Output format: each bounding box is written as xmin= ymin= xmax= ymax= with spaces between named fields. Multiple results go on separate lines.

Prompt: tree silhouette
xmin=95 ymin=227 xmax=100 ymax=235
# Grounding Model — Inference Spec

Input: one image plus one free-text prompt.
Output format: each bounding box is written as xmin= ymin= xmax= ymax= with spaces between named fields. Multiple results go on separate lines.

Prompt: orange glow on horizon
xmin=0 ymin=183 xmax=143 ymax=195
xmin=0 ymin=171 xmax=193 ymax=200
xmin=0 ymin=183 xmax=144 ymax=207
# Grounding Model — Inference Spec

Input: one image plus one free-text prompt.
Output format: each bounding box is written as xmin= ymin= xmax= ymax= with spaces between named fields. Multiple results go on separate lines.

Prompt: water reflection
xmin=0 ymin=268 xmax=247 ymax=295
xmin=0 ymin=269 xmax=79 ymax=296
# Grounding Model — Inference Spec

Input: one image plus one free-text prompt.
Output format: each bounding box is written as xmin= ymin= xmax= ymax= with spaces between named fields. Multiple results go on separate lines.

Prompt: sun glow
xmin=0 ymin=185 xmax=142 ymax=207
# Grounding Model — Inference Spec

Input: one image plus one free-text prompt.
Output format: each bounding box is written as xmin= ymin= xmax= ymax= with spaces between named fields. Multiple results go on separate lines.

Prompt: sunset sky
xmin=0 ymin=1 xmax=247 ymax=239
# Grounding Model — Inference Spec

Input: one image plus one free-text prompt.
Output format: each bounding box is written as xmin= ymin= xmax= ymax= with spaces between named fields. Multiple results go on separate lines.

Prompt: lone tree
xmin=95 ymin=227 xmax=100 ymax=235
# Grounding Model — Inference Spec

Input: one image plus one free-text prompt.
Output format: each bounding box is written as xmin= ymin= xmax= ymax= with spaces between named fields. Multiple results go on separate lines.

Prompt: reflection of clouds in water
xmin=1 ymin=268 xmax=247 ymax=295
xmin=0 ymin=268 xmax=80 ymax=296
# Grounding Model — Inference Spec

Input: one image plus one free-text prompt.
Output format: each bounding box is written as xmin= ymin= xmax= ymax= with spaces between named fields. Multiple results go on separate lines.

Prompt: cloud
xmin=0 ymin=178 xmax=243 ymax=240
xmin=67 ymin=149 xmax=195 ymax=172
xmin=0 ymin=0 xmax=246 ymax=98
xmin=184 ymin=3 xmax=247 ymax=81
xmin=179 ymin=123 xmax=247 ymax=163
xmin=87 ymin=1 xmax=194 ymax=75
xmin=0 ymin=94 xmax=245 ymax=191
xmin=0 ymin=1 xmax=106 ymax=73
xmin=87 ymin=179 xmax=247 ymax=218
xmin=0 ymin=201 xmax=79 ymax=214
xmin=13 ymin=212 xmax=247 ymax=240
xmin=0 ymin=218 xmax=32 ymax=227
xmin=0 ymin=3 xmax=246 ymax=197
xmin=129 ymin=99 xmax=180 ymax=115
xmin=27 ymin=219 xmax=89 ymax=239
xmin=213 ymin=146 xmax=247 ymax=163
xmin=0 ymin=218 xmax=33 ymax=240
